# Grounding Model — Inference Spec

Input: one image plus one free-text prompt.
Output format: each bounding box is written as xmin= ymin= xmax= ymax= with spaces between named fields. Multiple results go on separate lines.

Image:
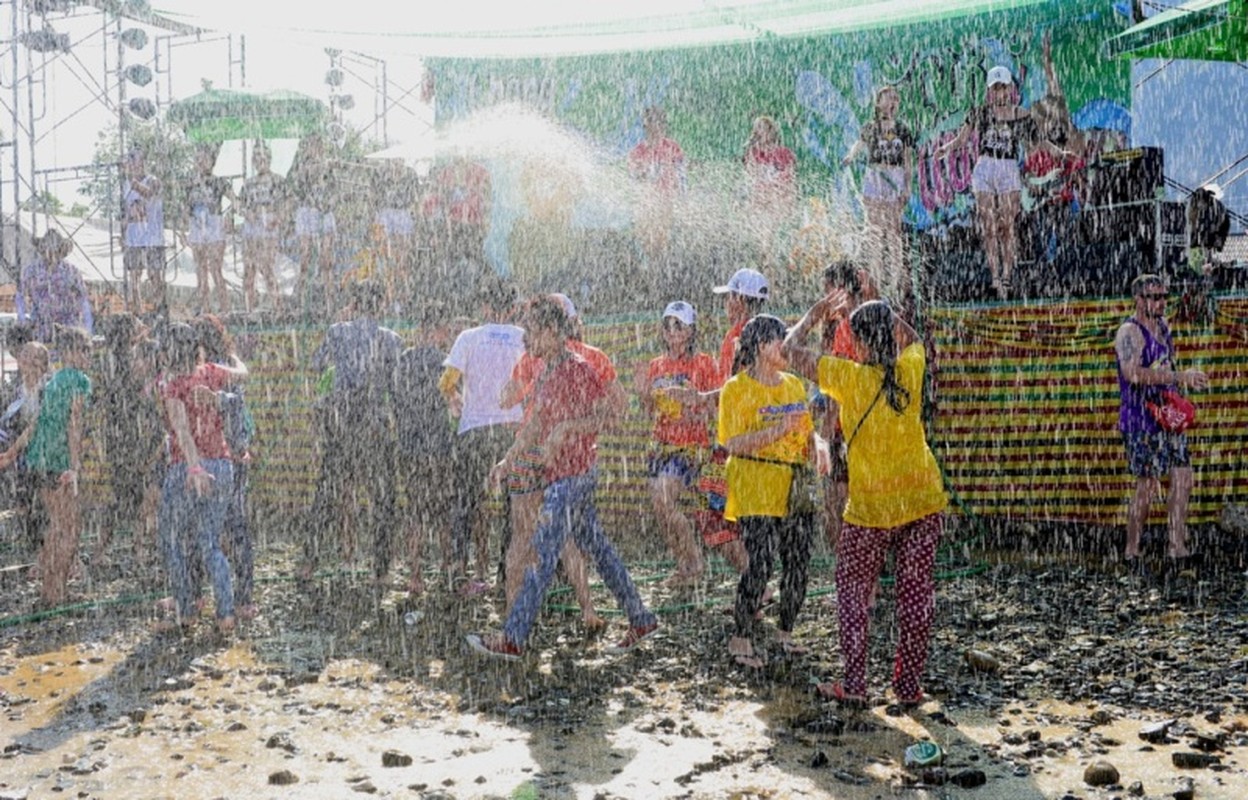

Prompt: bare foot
xmin=729 ymin=635 xmax=764 ymax=669
xmin=236 ymin=604 xmax=260 ymax=621
xmin=216 ymin=616 xmax=236 ymax=634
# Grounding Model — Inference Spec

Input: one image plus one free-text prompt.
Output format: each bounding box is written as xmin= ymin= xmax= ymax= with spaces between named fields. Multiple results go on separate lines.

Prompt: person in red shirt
xmin=467 ymin=295 xmax=658 ymax=660
xmin=634 ymin=301 xmax=738 ymax=585
xmin=157 ymin=322 xmax=248 ymax=634
xmin=628 ymin=106 xmax=685 ymax=266
xmin=497 ymin=293 xmax=623 ymax=634
xmin=743 ymin=116 xmax=797 ymax=269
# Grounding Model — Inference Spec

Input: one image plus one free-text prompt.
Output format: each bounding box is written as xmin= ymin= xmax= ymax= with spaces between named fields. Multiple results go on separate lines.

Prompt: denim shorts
xmin=648 ymin=446 xmax=700 ymax=487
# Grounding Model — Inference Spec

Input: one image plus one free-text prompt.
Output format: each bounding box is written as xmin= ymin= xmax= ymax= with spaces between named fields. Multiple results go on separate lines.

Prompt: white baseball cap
xmin=662 ymin=301 xmax=696 ymax=326
xmin=551 ymin=292 xmax=578 ymax=320
xmin=712 ymin=268 xmax=769 ymax=299
xmin=987 ymin=66 xmax=1013 ymax=88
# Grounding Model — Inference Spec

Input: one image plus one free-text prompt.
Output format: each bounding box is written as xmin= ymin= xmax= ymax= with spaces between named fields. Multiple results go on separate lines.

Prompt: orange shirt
xmin=718 ymin=320 xmax=747 ymax=385
xmin=645 ymin=352 xmax=719 ymax=447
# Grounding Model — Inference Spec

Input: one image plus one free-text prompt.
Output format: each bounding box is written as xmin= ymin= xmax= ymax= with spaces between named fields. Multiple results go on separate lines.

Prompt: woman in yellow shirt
xmin=718 ymin=315 xmax=816 ymax=668
xmin=790 ymin=296 xmax=947 ymax=707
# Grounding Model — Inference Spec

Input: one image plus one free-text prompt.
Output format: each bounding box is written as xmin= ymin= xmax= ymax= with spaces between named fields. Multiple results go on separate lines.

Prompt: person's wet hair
xmin=524 ymin=294 xmax=574 ymax=338
xmin=477 ymin=276 xmax=516 ymax=315
xmin=162 ymin=322 xmax=200 ymax=375
xmin=52 ymin=324 xmax=91 ymax=356
xmin=849 ymin=300 xmax=911 ymax=414
xmin=351 ymin=280 xmax=386 ymax=318
xmin=733 ymin=314 xmax=787 ymax=374
xmin=1131 ymin=273 xmax=1165 ymax=297
xmin=823 ymin=258 xmax=862 ymax=298
xmin=194 ymin=314 xmax=232 ymax=363
xmin=4 ymin=323 xmax=34 ymax=355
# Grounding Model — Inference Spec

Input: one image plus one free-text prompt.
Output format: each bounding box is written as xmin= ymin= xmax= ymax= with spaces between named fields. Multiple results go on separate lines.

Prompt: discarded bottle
xmin=904 ymin=741 xmax=943 ymax=769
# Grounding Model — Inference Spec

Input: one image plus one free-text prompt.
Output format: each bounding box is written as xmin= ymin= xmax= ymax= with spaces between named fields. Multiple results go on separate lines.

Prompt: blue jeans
xmin=503 ymin=471 xmax=655 ymax=646
xmin=160 ymin=460 xmax=234 ymax=621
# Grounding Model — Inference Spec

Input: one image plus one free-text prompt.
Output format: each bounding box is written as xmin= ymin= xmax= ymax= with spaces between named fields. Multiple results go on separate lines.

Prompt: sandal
xmin=729 ymin=636 xmax=764 ymax=670
xmin=815 ymin=682 xmax=868 ymax=709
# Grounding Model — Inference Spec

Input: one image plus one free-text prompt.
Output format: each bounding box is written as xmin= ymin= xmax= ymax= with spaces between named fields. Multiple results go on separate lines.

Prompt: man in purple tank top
xmin=1114 ymin=274 xmax=1209 ymax=570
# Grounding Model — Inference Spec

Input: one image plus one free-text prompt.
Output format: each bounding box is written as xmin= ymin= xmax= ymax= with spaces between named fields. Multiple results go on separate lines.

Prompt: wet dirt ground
xmin=1 ymin=523 xmax=1247 ymax=799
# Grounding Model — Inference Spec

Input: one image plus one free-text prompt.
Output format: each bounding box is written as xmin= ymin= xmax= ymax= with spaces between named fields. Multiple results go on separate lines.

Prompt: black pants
xmin=450 ymin=424 xmax=514 ymax=577
xmin=305 ymin=396 xmax=396 ymax=579
xmin=733 ymin=513 xmax=814 ymax=637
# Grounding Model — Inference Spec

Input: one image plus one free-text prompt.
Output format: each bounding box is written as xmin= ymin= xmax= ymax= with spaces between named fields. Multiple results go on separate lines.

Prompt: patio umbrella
xmin=1105 ymin=0 xmax=1248 ymax=62
xmin=166 ymin=87 xmax=330 ymax=143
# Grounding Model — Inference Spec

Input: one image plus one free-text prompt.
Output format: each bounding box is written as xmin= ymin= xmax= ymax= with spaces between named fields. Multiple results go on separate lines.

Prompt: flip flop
xmin=815 ymin=682 xmax=868 ymax=709
xmin=733 ymin=653 xmax=765 ymax=670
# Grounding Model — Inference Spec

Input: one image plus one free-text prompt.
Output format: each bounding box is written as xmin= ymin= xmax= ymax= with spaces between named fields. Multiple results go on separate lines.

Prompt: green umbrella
xmin=1105 ymin=0 xmax=1248 ymax=62
xmin=166 ymin=87 xmax=330 ymax=143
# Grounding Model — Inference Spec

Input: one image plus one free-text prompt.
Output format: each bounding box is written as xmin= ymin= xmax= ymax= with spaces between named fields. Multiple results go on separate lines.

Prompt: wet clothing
xmin=1123 ymin=429 xmax=1190 ymax=479
xmin=160 ymin=363 xmax=233 ymax=463
xmin=239 ymin=172 xmax=284 ymax=240
xmin=185 ymin=173 xmax=231 ymax=246
xmin=1117 ymin=317 xmax=1175 ymax=435
xmin=629 ymin=137 xmax=685 ymax=196
xmin=836 ymin=513 xmax=942 ymax=700
xmin=160 ymin=459 xmax=234 ymax=621
xmin=862 ymin=120 xmax=915 ymax=168
xmin=819 ymin=340 xmax=945 ymax=701
xmin=817 ymin=343 xmax=948 ymax=529
xmin=968 ymin=105 xmax=1038 ymax=162
xmin=26 ymin=367 xmax=90 ymax=475
xmin=718 ymin=320 xmax=747 ymax=384
xmin=717 ymin=371 xmax=813 ymax=521
xmin=306 ymin=316 xmax=401 ymax=579
xmin=733 ymin=513 xmax=814 ymax=637
xmin=445 ymin=323 xmax=525 ymax=434
xmin=644 ymin=352 xmax=718 ymax=448
xmin=395 ymin=346 xmax=457 ymax=457
xmin=527 ymin=354 xmax=606 ymax=484
xmin=17 ymin=259 xmax=93 ymax=342
xmin=123 ymin=175 xmax=164 ymax=248
xmin=502 ymin=469 xmax=656 ymax=647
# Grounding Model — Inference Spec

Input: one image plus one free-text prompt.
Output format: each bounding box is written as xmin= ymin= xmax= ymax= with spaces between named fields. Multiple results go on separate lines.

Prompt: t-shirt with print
xmin=25 ymin=367 xmax=91 ymax=475
xmin=646 ymin=352 xmax=719 ymax=447
xmin=161 ymin=362 xmax=233 ymax=463
xmin=862 ymin=121 xmax=916 ymax=167
xmin=717 ymin=371 xmax=813 ymax=521
xmin=969 ymin=105 xmax=1039 ymax=161
xmin=444 ymin=323 xmax=526 ymax=434
xmin=530 ymin=354 xmax=607 ymax=483
xmin=818 ymin=342 xmax=948 ymax=529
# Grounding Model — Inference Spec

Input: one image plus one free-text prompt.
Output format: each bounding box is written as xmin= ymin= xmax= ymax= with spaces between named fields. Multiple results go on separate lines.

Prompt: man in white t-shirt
xmin=122 ymin=149 xmax=166 ymax=314
xmin=439 ymin=276 xmax=525 ymax=595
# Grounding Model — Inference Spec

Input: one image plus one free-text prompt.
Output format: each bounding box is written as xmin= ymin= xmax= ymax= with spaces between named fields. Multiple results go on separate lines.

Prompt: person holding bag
xmin=1114 ymin=274 xmax=1209 ymax=571
xmin=718 ymin=314 xmax=816 ymax=669
xmin=788 ymin=296 xmax=947 ymax=708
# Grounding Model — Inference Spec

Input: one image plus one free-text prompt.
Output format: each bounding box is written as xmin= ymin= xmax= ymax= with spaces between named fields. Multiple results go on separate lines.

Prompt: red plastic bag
xmin=1146 ymin=389 xmax=1196 ymax=433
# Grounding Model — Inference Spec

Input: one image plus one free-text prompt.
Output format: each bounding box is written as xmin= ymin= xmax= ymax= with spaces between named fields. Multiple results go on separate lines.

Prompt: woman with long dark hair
xmin=718 ymin=314 xmax=816 ymax=668
xmin=788 ymin=297 xmax=947 ymax=707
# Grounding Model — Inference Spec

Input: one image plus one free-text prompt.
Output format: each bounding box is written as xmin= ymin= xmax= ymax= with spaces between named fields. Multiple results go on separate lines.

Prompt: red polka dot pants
xmin=834 ymin=513 xmax=942 ymax=700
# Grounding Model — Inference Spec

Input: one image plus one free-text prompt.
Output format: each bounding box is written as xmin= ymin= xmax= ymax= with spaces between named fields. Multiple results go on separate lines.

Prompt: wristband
xmin=188 ymin=465 xmax=208 ymax=476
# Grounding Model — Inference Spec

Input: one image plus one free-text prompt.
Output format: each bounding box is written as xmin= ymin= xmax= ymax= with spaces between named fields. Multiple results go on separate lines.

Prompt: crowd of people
xmin=0 ymin=70 xmax=1212 ymax=704
xmin=0 ymin=247 xmax=1208 ymax=704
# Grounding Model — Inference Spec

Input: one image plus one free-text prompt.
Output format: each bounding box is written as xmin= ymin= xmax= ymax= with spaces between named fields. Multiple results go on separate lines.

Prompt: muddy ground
xmin=1 ymin=519 xmax=1247 ymax=799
